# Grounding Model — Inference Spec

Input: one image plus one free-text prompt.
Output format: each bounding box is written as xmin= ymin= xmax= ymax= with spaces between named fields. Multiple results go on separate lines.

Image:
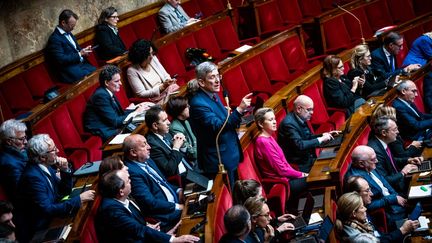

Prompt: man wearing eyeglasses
xmin=158 ymin=0 xmax=199 ymax=33
xmin=0 ymin=119 xmax=29 ymax=201
xmin=15 ymin=134 xmax=95 ymax=242
xmin=278 ymin=95 xmax=337 ymax=173
xmin=346 ymin=145 xmax=407 ymax=229
xmin=371 ymin=31 xmax=420 ymax=80
xmin=368 ymin=116 xmax=420 ymax=194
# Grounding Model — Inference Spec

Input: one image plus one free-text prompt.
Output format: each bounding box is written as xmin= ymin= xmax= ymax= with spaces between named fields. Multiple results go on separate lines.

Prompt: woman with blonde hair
xmin=335 ymin=192 xmax=379 ymax=242
xmin=349 ymin=44 xmax=387 ymax=98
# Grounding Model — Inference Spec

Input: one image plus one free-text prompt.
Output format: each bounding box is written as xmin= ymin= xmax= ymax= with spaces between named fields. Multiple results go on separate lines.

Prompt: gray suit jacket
xmin=158 ymin=3 xmax=190 ymax=33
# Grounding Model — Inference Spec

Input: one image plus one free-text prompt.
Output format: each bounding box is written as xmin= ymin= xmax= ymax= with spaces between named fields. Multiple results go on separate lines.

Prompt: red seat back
xmin=364 ymin=0 xmax=393 ymax=32
xmin=194 ymin=26 xmax=224 ymax=60
xmin=260 ymin=45 xmax=293 ymax=84
xmin=32 ymin=117 xmax=67 ymax=158
xmin=279 ymin=36 xmax=311 ymax=74
xmin=343 ymin=7 xmax=373 ymax=43
xmin=119 ymin=24 xmax=138 ymax=49
xmin=276 ymin=0 xmax=303 ymax=25
xmin=157 ymin=42 xmax=188 ymax=77
xmin=132 ymin=15 xmax=159 ymax=40
xmin=298 ymin=0 xmax=322 ymax=17
xmin=255 ymin=0 xmax=285 ymax=36
xmin=197 ymin=0 xmax=225 ymax=17
xmin=321 ymin=15 xmax=352 ymax=53
xmin=23 ymin=63 xmax=57 ymax=100
xmin=0 ymin=75 xmax=38 ymax=115
xmin=212 ymin=17 xmax=241 ymax=52
xmin=222 ymin=67 xmax=252 ymax=107
xmin=241 ymin=56 xmax=276 ymax=94
xmin=81 ymin=195 xmax=102 ymax=243
xmin=175 ymin=33 xmax=199 ymax=67
xmin=386 ymin=0 xmax=415 ymax=24
xmin=214 ymin=184 xmax=232 ymax=243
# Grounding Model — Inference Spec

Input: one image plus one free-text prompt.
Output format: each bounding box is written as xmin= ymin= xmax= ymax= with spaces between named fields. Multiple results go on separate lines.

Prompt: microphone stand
xmin=215 ymin=93 xmax=231 ymax=175
xmin=335 ymin=3 xmax=366 ymax=44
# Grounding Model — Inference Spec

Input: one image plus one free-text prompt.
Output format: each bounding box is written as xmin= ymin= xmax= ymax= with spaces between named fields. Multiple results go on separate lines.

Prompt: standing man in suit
xmin=158 ymin=0 xmax=198 ymax=33
xmin=189 ymin=62 xmax=252 ymax=186
xmin=392 ymin=80 xmax=432 ymax=141
xmin=95 ymin=7 xmax=127 ymax=61
xmin=345 ymin=145 xmax=407 ymax=228
xmin=368 ymin=116 xmax=420 ymax=193
xmin=0 ymin=119 xmax=28 ymax=201
xmin=84 ymin=65 xmax=148 ymax=142
xmin=145 ymin=105 xmax=191 ymax=178
xmin=278 ymin=95 xmax=336 ymax=172
xmin=15 ymin=134 xmax=95 ymax=242
xmin=96 ymin=169 xmax=199 ymax=242
xmin=370 ymin=32 xmax=420 ymax=80
xmin=45 ymin=9 xmax=96 ymax=84
xmin=123 ymin=134 xmax=184 ymax=232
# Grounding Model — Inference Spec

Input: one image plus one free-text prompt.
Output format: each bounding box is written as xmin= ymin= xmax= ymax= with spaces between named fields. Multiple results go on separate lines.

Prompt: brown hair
xmin=321 ymin=55 xmax=342 ymax=78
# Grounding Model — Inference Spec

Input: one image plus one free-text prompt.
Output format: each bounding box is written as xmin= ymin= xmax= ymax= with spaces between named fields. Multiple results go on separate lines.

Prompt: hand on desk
xmin=408 ymin=156 xmax=423 ymax=165
xmin=276 ymin=222 xmax=295 ymax=233
xmin=400 ymin=219 xmax=420 ymax=235
xmin=410 ymin=140 xmax=423 ymax=149
xmin=278 ymin=213 xmax=296 ymax=222
xmin=172 ymin=234 xmax=200 ymax=243
xmin=401 ymin=164 xmax=420 ymax=176
xmin=79 ymin=190 xmax=95 ymax=203
xmin=318 ymin=132 xmax=334 ymax=143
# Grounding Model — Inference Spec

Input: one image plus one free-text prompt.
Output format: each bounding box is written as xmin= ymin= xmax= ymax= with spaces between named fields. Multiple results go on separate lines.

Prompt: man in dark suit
xmin=371 ymin=31 xmax=420 ymax=80
xmin=278 ymin=95 xmax=336 ymax=172
xmin=145 ymin=105 xmax=190 ymax=178
xmin=96 ymin=169 xmax=199 ymax=242
xmin=368 ymin=116 xmax=420 ymax=193
xmin=84 ymin=65 xmax=147 ymax=142
xmin=15 ymin=134 xmax=95 ymax=242
xmin=95 ymin=7 xmax=127 ymax=61
xmin=345 ymin=145 xmax=407 ymax=228
xmin=158 ymin=0 xmax=198 ymax=33
xmin=189 ymin=61 xmax=252 ymax=186
xmin=392 ymin=80 xmax=432 ymax=141
xmin=123 ymin=134 xmax=184 ymax=232
xmin=345 ymin=176 xmax=419 ymax=242
xmin=0 ymin=119 xmax=28 ymax=201
xmin=45 ymin=9 xmax=96 ymax=83
xmin=219 ymin=205 xmax=251 ymax=243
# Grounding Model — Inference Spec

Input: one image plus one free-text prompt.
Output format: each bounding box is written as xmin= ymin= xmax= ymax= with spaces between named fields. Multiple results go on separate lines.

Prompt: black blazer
xmin=95 ymin=23 xmax=126 ymax=61
xmin=371 ymin=47 xmax=404 ymax=79
xmin=145 ymin=132 xmax=185 ymax=177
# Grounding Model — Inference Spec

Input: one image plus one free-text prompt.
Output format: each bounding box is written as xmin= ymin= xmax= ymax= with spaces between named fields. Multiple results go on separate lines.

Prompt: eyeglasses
xmin=109 ymin=15 xmax=119 ymax=19
xmin=10 ymin=135 xmax=27 ymax=141
xmin=337 ymin=65 xmax=344 ymax=69
xmin=207 ymin=74 xmax=222 ymax=81
xmin=301 ymin=107 xmax=314 ymax=112
xmin=258 ymin=213 xmax=271 ymax=219
xmin=45 ymin=146 xmax=58 ymax=154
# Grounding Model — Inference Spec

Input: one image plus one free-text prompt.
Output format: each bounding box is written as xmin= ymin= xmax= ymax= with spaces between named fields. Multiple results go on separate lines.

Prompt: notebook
xmin=396 ymin=202 xmax=422 ymax=229
xmin=73 ymin=161 xmax=101 ymax=176
xmin=293 ymin=216 xmax=334 ymax=243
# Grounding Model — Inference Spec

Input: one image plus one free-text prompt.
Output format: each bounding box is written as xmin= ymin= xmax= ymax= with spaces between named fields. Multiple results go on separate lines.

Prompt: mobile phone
xmin=91 ymin=45 xmax=99 ymax=50
xmin=172 ymin=74 xmax=179 ymax=79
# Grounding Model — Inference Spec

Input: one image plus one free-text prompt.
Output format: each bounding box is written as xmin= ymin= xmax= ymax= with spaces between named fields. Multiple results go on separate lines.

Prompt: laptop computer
xmin=409 ymin=160 xmax=432 ymax=174
xmin=287 ymin=193 xmax=315 ymax=230
xmin=293 ymin=216 xmax=334 ymax=243
xmin=319 ymin=116 xmax=352 ymax=148
xmin=73 ymin=161 xmax=101 ymax=177
xmin=184 ymin=170 xmax=214 ymax=195
xmin=395 ymin=202 xmax=422 ymax=229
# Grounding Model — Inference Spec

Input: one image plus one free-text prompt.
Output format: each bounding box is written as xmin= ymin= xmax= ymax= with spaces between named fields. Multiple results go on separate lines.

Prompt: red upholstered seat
xmin=298 ymin=0 xmax=322 ymax=17
xmin=386 ymin=0 xmax=416 ymax=24
xmin=342 ymin=7 xmax=374 ymax=43
xmin=260 ymin=45 xmax=294 ymax=85
xmin=278 ymin=36 xmax=320 ymax=76
xmin=197 ymin=0 xmax=225 ymax=17
xmin=241 ymin=56 xmax=283 ymax=95
xmin=0 ymin=94 xmax=14 ymax=121
xmin=119 ymin=24 xmax=138 ymax=49
xmin=276 ymin=0 xmax=303 ymax=25
xmin=369 ymin=208 xmax=388 ymax=233
xmin=194 ymin=26 xmax=224 ymax=60
xmin=321 ymin=15 xmax=352 ymax=53
xmin=23 ymin=63 xmax=57 ymax=100
xmin=402 ymin=25 xmax=425 ymax=50
xmin=413 ymin=0 xmax=432 ymax=15
xmin=212 ymin=17 xmax=242 ymax=52
xmin=364 ymin=0 xmax=393 ymax=32
xmin=255 ymin=0 xmax=290 ymax=38
xmin=157 ymin=42 xmax=188 ymax=78
xmin=132 ymin=15 xmax=159 ymax=40
xmin=175 ymin=33 xmax=199 ymax=69
xmin=180 ymin=0 xmax=201 ymax=18
xmin=222 ymin=66 xmax=255 ymax=107
xmin=213 ymin=184 xmax=232 ymax=243
xmin=0 ymin=74 xmax=38 ymax=115
xmin=81 ymin=195 xmax=102 ymax=243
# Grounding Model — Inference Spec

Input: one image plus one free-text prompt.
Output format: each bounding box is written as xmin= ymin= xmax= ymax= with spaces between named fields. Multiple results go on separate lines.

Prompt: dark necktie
xmin=128 ymin=200 xmax=145 ymax=224
xmin=111 ymin=96 xmax=123 ymax=115
xmin=162 ymin=135 xmax=193 ymax=171
xmin=174 ymin=7 xmax=187 ymax=24
xmin=389 ymin=56 xmax=395 ymax=72
xmin=385 ymin=147 xmax=398 ymax=173
xmin=144 ymin=162 xmax=179 ymax=202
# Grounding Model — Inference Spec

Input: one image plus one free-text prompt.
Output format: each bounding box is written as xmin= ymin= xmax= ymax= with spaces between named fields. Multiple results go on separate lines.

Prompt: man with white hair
xmin=278 ymin=95 xmax=337 ymax=172
xmin=0 ymin=119 xmax=28 ymax=201
xmin=158 ymin=0 xmax=198 ymax=33
xmin=15 ymin=134 xmax=95 ymax=242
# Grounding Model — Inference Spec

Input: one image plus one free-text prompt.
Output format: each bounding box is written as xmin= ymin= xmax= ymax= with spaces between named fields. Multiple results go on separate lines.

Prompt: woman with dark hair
xmin=253 ymin=108 xmax=308 ymax=198
xmin=244 ymin=197 xmax=294 ymax=243
xmin=166 ymin=96 xmax=197 ymax=165
xmin=349 ymin=44 xmax=387 ymax=98
xmin=322 ymin=55 xmax=365 ymax=117
xmin=98 ymin=155 xmax=128 ymax=178
xmin=95 ymin=7 xmax=127 ymax=61
xmin=127 ymin=39 xmax=179 ymax=105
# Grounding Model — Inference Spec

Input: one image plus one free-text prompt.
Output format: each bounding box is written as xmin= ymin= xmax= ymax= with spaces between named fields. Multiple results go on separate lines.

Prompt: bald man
xmin=392 ymin=80 xmax=432 ymax=141
xmin=278 ymin=95 xmax=337 ymax=172
xmin=345 ymin=145 xmax=407 ymax=228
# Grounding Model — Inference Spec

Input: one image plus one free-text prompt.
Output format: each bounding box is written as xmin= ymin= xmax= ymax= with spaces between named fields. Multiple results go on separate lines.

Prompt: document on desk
xmin=408 ymin=184 xmax=432 ymax=199
xmin=234 ymin=45 xmax=252 ymax=53
xmin=109 ymin=133 xmax=131 ymax=144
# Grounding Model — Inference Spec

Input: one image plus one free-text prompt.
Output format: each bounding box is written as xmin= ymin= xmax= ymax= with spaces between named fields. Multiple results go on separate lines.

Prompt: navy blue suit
xmin=371 ymin=47 xmax=404 ymax=80
xmin=146 ymin=132 xmax=185 ymax=177
xmin=0 ymin=146 xmax=28 ymax=201
xmin=277 ymin=112 xmax=319 ymax=173
xmin=45 ymin=27 xmax=96 ymax=83
xmin=368 ymin=136 xmax=408 ymax=194
xmin=124 ymin=159 xmax=181 ymax=230
xmin=392 ymin=98 xmax=432 ymax=140
xmin=16 ymin=163 xmax=81 ymax=242
xmin=189 ymin=89 xmax=243 ymax=184
xmin=95 ymin=23 xmax=126 ymax=61
xmin=84 ymin=87 xmax=133 ymax=142
xmin=345 ymin=166 xmax=405 ymax=225
xmin=95 ymin=197 xmax=171 ymax=243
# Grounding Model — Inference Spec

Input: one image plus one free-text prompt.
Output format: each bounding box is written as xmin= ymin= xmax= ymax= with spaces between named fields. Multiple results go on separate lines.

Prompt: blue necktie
xmin=144 ymin=162 xmax=179 ymax=202
xmin=174 ymin=8 xmax=187 ymax=24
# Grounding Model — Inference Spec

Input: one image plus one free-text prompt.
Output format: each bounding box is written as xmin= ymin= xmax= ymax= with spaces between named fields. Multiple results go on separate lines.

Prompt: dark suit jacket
xmin=345 ymin=166 xmax=405 ymax=223
xmin=95 ymin=197 xmax=171 ymax=243
xmin=323 ymin=76 xmax=361 ymax=116
xmin=277 ymin=112 xmax=318 ymax=172
xmin=347 ymin=67 xmax=387 ymax=98
xmin=392 ymin=98 xmax=432 ymax=140
xmin=84 ymin=87 xmax=133 ymax=142
xmin=16 ymin=163 xmax=81 ymax=242
xmin=371 ymin=47 xmax=404 ymax=79
xmin=124 ymin=159 xmax=181 ymax=228
xmin=45 ymin=27 xmax=96 ymax=83
xmin=146 ymin=132 xmax=184 ymax=177
xmin=368 ymin=136 xmax=408 ymax=194
xmin=0 ymin=146 xmax=28 ymax=201
xmin=189 ymin=89 xmax=243 ymax=173
xmin=388 ymin=136 xmax=423 ymax=158
xmin=95 ymin=23 xmax=126 ymax=61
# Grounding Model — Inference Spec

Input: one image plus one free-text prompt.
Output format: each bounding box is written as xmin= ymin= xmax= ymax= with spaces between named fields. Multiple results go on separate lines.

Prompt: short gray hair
xmin=372 ymin=116 xmax=394 ymax=135
xmin=395 ymin=79 xmax=412 ymax=93
xmin=0 ymin=119 xmax=27 ymax=144
xmin=28 ymin=134 xmax=52 ymax=164
xmin=195 ymin=61 xmax=218 ymax=80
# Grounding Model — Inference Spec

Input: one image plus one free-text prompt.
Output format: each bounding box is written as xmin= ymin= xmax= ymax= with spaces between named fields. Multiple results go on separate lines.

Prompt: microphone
xmin=223 ymin=90 xmax=231 ymax=114
xmin=333 ymin=2 xmax=365 ymax=44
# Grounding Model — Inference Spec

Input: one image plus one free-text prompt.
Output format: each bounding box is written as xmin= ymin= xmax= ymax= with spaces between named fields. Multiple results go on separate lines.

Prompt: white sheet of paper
xmin=109 ymin=133 xmax=131 ymax=144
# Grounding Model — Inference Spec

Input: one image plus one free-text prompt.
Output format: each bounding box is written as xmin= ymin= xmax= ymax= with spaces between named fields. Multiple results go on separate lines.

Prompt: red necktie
xmin=385 ymin=147 xmax=398 ymax=172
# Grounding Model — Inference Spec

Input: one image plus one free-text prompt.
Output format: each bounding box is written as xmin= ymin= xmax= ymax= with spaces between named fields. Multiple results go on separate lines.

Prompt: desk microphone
xmin=333 ymin=2 xmax=365 ymax=44
xmin=215 ymin=89 xmax=230 ymax=174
